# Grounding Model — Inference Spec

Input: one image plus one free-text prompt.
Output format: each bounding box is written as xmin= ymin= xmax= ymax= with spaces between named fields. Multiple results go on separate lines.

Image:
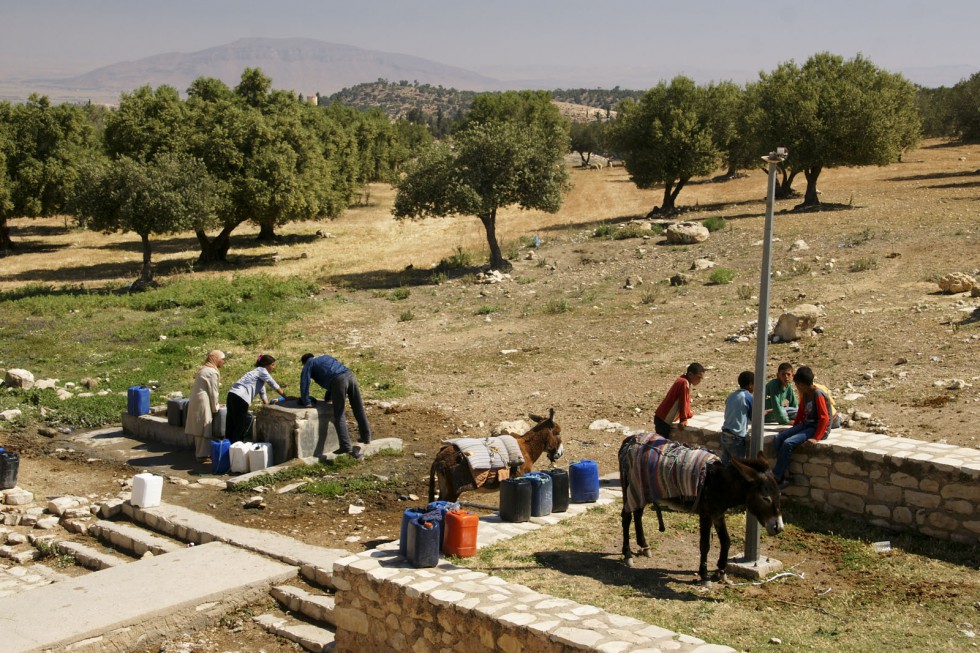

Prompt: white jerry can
xmin=229 ymin=441 xmax=252 ymax=474
xmin=132 ymin=473 xmax=163 ymax=508
xmin=248 ymin=442 xmax=273 ymax=472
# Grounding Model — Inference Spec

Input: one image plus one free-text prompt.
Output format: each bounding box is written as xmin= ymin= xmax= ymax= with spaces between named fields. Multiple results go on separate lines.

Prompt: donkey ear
xmin=755 ymin=451 xmax=771 ymax=469
xmin=529 ymin=413 xmax=544 ymax=423
xmin=731 ymin=458 xmax=763 ymax=483
xmin=548 ymin=407 xmax=555 ymax=421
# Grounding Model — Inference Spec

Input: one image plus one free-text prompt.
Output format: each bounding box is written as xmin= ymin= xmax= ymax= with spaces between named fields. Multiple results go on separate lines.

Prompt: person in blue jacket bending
xmin=299 ymin=353 xmax=372 ymax=458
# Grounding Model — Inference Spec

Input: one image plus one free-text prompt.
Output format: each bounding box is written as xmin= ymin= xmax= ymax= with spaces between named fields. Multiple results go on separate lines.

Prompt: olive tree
xmin=394 ymin=91 xmax=569 ymax=271
xmin=753 ymin=53 xmax=921 ymax=207
xmin=608 ymin=77 xmax=719 ymax=214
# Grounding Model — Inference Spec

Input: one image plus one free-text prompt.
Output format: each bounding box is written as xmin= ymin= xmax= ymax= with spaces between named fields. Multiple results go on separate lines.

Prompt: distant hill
xmin=0 ymin=37 xmax=506 ymax=104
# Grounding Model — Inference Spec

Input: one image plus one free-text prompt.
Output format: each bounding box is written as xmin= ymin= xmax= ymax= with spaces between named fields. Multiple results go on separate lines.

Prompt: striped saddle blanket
xmin=620 ymin=433 xmax=719 ymax=513
xmin=443 ymin=435 xmax=525 ymax=474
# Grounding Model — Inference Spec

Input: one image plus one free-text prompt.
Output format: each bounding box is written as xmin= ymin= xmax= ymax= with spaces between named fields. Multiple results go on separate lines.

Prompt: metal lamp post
xmin=744 ymin=147 xmax=788 ymax=563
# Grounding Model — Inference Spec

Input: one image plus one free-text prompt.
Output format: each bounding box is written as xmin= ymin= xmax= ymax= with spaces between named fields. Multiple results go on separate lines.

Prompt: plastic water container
xmin=443 ymin=509 xmax=479 ymax=557
xmin=167 ymin=398 xmax=189 ymax=426
xmin=525 ymin=471 xmax=553 ymax=517
xmin=570 ymin=460 xmax=600 ymax=503
xmin=399 ymin=507 xmax=426 ymax=557
xmin=406 ymin=518 xmax=440 ymax=568
xmin=0 ymin=451 xmax=19 ymax=490
xmin=131 ymin=473 xmax=163 ymax=508
xmin=499 ymin=477 xmax=532 ymax=523
xmin=544 ymin=468 xmax=570 ymax=513
xmin=127 ymin=386 xmax=150 ymax=416
xmin=211 ymin=438 xmax=231 ymax=474
xmin=213 ymin=406 xmax=227 ymax=438
xmin=229 ymin=441 xmax=251 ymax=473
xmin=426 ymin=500 xmax=458 ymax=548
xmin=247 ymin=442 xmax=273 ymax=472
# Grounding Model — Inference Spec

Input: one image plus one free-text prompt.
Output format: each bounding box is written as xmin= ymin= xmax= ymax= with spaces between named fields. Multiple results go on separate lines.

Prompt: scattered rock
xmin=772 ymin=304 xmax=821 ymax=342
xmin=348 ymin=504 xmax=365 ymax=515
xmin=623 ymin=276 xmax=642 ymax=289
xmin=493 ymin=420 xmax=530 ymax=436
xmin=80 ymin=377 xmax=99 ymax=390
xmin=665 ymin=222 xmax=709 ymax=245
xmin=670 ymin=273 xmax=691 ymax=286
xmin=33 ymin=378 xmax=58 ymax=390
xmin=0 ymin=409 xmax=23 ymax=422
xmin=243 ymin=496 xmax=266 ymax=509
xmin=690 ymin=258 xmax=716 ymax=271
xmin=789 ymin=239 xmax=809 ymax=251
xmin=938 ymin=272 xmax=975 ymax=294
xmin=4 ymin=369 xmax=34 ymax=390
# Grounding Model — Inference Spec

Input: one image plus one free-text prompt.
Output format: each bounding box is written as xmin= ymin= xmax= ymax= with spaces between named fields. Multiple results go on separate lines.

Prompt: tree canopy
xmin=753 ymin=53 xmax=921 ymax=206
xmin=608 ymin=76 xmax=719 ymax=214
xmin=394 ymin=91 xmax=570 ymax=270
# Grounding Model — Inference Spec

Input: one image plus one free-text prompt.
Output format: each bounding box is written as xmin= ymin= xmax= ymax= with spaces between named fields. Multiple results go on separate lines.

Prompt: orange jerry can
xmin=442 ymin=509 xmax=479 ymax=557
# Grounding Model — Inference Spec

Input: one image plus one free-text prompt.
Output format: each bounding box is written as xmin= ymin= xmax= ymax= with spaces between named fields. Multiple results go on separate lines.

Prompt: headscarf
xmin=204 ymin=350 xmax=225 ymax=370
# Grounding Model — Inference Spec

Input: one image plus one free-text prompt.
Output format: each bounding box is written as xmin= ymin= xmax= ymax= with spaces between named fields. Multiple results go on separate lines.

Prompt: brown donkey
xmin=428 ymin=409 xmax=563 ymax=502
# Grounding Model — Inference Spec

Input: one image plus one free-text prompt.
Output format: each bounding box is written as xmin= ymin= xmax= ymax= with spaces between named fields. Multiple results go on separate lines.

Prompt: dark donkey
xmin=618 ymin=433 xmax=784 ymax=582
xmin=428 ymin=409 xmax=563 ymax=502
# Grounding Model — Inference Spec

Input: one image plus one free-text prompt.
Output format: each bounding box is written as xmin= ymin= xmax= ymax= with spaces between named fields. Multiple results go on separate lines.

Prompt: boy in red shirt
xmin=772 ymin=366 xmax=832 ymax=487
xmin=654 ymin=362 xmax=705 ymax=437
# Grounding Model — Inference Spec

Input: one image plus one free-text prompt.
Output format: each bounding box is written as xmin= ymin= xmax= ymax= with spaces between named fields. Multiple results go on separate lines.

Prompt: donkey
xmin=618 ymin=433 xmax=783 ymax=582
xmin=428 ymin=409 xmax=563 ymax=502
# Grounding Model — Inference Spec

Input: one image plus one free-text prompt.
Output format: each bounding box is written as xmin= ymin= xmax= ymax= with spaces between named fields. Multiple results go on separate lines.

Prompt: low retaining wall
xmin=676 ymin=412 xmax=980 ymax=544
xmin=120 ymin=407 xmax=195 ymax=449
xmin=331 ymin=547 xmax=733 ymax=653
xmin=256 ymin=400 xmax=339 ymax=464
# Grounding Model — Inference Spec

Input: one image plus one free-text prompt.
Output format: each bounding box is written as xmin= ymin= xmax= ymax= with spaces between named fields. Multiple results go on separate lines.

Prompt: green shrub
xmin=849 ymin=257 xmax=878 ymax=272
xmin=640 ymin=289 xmax=661 ymax=305
xmin=544 ymin=298 xmax=570 ymax=314
xmin=388 ymin=287 xmax=411 ymax=301
xmin=398 ymin=310 xmax=415 ymax=322
xmin=611 ymin=224 xmax=646 ymax=240
xmin=429 ymin=271 xmax=447 ymax=285
xmin=435 ymin=246 xmax=474 ymax=271
xmin=708 ymin=268 xmax=737 ymax=285
xmin=475 ymin=305 xmax=498 ymax=315
xmin=703 ymin=216 xmax=727 ymax=232
xmin=736 ymin=284 xmax=754 ymax=300
xmin=593 ymin=223 xmax=615 ymax=238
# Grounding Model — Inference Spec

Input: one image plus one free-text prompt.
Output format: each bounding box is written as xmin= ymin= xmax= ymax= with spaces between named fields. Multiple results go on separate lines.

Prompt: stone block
xmin=893 ymin=506 xmax=913 ymax=525
xmin=888 ymin=472 xmax=918 ymax=489
xmin=802 ymin=462 xmax=830 ymax=478
xmin=833 ymin=461 xmax=865 ymax=476
xmin=256 ymin=400 xmax=339 ymax=463
xmin=941 ymin=483 xmax=980 ymax=502
xmin=905 ymin=490 xmax=941 ymax=509
xmin=927 ymin=512 xmax=960 ymax=531
xmin=827 ymin=492 xmax=865 ymax=514
xmin=944 ymin=499 xmax=974 ymax=515
xmin=919 ymin=478 xmax=940 ymax=493
xmin=829 ymin=474 xmax=869 ymax=496
xmin=866 ymin=504 xmax=891 ymax=519
xmin=871 ymin=484 xmax=902 ymax=503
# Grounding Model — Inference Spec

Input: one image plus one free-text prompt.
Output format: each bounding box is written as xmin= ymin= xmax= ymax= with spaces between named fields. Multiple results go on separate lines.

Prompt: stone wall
xmin=256 ymin=400 xmax=339 ymax=464
xmin=676 ymin=412 xmax=980 ymax=544
xmin=330 ymin=548 xmax=733 ymax=653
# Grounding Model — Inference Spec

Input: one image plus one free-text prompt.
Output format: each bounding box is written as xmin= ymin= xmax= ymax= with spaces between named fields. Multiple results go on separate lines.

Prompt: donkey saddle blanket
xmin=443 ymin=435 xmax=525 ymax=476
xmin=620 ymin=433 xmax=719 ymax=513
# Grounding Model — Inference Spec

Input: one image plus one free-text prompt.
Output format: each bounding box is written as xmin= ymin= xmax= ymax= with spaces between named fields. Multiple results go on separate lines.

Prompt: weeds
xmin=736 ymin=284 xmax=754 ymax=300
xmin=850 ymin=257 xmax=878 ymax=272
xmin=708 ymin=268 xmax=737 ymax=285
xmin=703 ymin=216 xmax=727 ymax=232
xmin=593 ymin=223 xmax=616 ymax=238
xmin=842 ymin=227 xmax=875 ymax=248
xmin=544 ymin=298 xmax=570 ymax=314
xmin=388 ymin=287 xmax=410 ymax=301
xmin=475 ymin=304 xmax=498 ymax=315
xmin=435 ymin=246 xmax=474 ymax=272
xmin=398 ymin=310 xmax=415 ymax=322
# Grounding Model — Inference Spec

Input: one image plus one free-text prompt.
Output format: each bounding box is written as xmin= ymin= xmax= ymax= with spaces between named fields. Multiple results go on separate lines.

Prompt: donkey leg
xmin=698 ymin=512 xmax=713 ymax=582
xmin=621 ymin=508 xmax=635 ymax=567
xmin=714 ymin=515 xmax=731 ymax=583
xmin=634 ymin=509 xmax=651 ymax=557
xmin=653 ymin=502 xmax=666 ymax=532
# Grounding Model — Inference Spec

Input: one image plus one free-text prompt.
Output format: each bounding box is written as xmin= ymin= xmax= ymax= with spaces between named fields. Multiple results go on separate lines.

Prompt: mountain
xmin=0 ymin=37 xmax=506 ymax=104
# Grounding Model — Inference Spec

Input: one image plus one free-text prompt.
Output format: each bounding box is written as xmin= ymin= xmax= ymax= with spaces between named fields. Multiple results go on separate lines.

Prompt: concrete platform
xmin=256 ymin=399 xmax=340 ymax=464
xmin=0 ymin=541 xmax=296 ymax=653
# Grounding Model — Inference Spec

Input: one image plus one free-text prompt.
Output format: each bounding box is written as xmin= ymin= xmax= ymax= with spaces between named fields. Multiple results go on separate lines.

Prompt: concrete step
xmin=87 ymin=519 xmax=184 ymax=558
xmin=55 ymin=540 xmax=127 ymax=571
xmin=121 ymin=500 xmax=348 ymax=588
xmin=271 ymin=583 xmax=336 ymax=626
xmin=254 ymin=613 xmax=335 ymax=653
xmin=0 ymin=541 xmax=296 ymax=653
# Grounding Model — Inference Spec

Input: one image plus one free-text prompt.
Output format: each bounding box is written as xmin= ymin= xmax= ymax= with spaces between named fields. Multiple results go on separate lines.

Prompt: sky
xmin=1 ymin=0 xmax=977 ymax=87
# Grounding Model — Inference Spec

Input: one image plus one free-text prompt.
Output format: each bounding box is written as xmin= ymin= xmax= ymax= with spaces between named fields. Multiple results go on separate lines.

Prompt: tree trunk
xmin=479 ymin=209 xmax=510 ymax=271
xmin=776 ymin=167 xmax=799 ymax=199
xmin=0 ymin=216 xmax=13 ymax=255
xmin=257 ymin=222 xmax=276 ymax=241
xmin=659 ymin=178 xmax=686 ymax=214
xmin=800 ymin=166 xmax=822 ymax=208
xmin=725 ymin=161 xmax=737 ymax=178
xmin=196 ymin=223 xmax=239 ymax=265
xmin=139 ymin=232 xmax=154 ymax=284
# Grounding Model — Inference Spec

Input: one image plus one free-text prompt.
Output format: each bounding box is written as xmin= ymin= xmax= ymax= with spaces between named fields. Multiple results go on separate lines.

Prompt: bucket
xmin=407 ymin=518 xmax=440 ymax=568
xmin=0 ymin=451 xmax=19 ymax=490
xmin=399 ymin=507 xmax=426 ymax=557
xmin=525 ymin=471 xmax=553 ymax=517
xmin=229 ymin=441 xmax=251 ymax=473
xmin=443 ymin=509 xmax=479 ymax=557
xmin=499 ymin=477 xmax=532 ymax=523
xmin=570 ymin=460 xmax=600 ymax=503
xmin=131 ymin=472 xmax=163 ymax=508
xmin=544 ymin=468 xmax=570 ymax=512
xmin=211 ymin=438 xmax=231 ymax=474
xmin=127 ymin=386 xmax=150 ymax=416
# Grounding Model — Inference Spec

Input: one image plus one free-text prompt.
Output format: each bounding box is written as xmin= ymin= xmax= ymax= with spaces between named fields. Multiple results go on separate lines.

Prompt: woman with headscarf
xmin=185 ymin=350 xmax=225 ymax=463
xmin=225 ymin=354 xmax=287 ymax=443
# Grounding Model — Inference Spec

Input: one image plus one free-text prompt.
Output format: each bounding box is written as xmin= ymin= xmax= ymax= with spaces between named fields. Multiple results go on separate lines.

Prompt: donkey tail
xmin=428 ymin=460 xmax=438 ymax=503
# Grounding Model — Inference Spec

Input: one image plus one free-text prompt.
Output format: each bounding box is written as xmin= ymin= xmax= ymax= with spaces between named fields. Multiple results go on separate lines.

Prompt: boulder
xmin=670 ymin=273 xmax=692 ymax=287
xmin=492 ymin=420 xmax=531 ymax=436
xmin=690 ymin=258 xmax=716 ymax=271
xmin=0 ymin=409 xmax=23 ymax=422
xmin=789 ymin=239 xmax=810 ymax=251
xmin=938 ymin=272 xmax=975 ymax=294
xmin=665 ymin=222 xmax=709 ymax=245
xmin=4 ymin=369 xmax=34 ymax=390
xmin=772 ymin=304 xmax=821 ymax=342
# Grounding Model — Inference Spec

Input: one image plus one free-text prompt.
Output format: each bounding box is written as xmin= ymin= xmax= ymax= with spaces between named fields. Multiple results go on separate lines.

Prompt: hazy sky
xmin=2 ymin=0 xmax=977 ymax=87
